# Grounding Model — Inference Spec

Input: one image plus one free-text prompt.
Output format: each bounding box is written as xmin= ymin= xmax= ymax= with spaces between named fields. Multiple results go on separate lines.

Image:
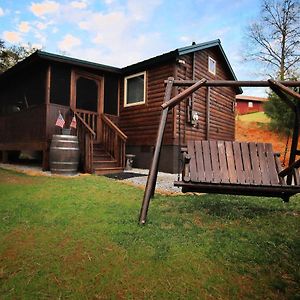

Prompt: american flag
xmin=55 ymin=112 xmax=65 ymax=128
xmin=70 ymin=115 xmax=77 ymax=129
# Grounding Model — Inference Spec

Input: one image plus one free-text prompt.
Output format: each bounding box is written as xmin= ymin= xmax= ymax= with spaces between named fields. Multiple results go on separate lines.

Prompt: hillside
xmin=235 ymin=112 xmax=292 ymax=165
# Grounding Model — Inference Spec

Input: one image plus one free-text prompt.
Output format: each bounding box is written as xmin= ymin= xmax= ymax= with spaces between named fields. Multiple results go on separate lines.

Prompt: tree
xmin=0 ymin=39 xmax=36 ymax=74
xmin=264 ymin=90 xmax=296 ymax=134
xmin=246 ymin=0 xmax=300 ymax=80
xmin=245 ymin=0 xmax=300 ymax=134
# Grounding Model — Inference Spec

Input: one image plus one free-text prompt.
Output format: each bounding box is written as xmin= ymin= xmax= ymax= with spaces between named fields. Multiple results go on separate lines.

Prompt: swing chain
xmin=177 ymin=88 xmax=182 ymax=181
xmin=282 ymin=132 xmax=290 ymax=167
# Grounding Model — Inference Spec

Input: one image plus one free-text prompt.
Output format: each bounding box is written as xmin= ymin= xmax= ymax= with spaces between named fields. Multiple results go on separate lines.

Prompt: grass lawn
xmin=0 ymin=168 xmax=299 ymax=299
xmin=237 ymin=112 xmax=270 ymax=124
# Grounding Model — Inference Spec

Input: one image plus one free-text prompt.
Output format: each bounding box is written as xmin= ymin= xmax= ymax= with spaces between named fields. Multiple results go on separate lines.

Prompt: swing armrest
xmin=278 ymin=159 xmax=300 ymax=177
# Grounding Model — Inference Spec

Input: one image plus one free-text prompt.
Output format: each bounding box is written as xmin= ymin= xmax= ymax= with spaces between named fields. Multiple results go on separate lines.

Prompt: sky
xmin=0 ymin=0 xmax=267 ymax=96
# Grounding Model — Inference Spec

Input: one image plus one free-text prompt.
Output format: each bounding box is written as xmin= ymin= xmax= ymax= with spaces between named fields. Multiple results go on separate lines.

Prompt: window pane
xmin=208 ymin=57 xmax=216 ymax=74
xmin=126 ymin=74 xmax=144 ymax=104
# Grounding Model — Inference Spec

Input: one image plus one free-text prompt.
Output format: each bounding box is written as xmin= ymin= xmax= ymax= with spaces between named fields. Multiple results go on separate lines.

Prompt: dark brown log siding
xmin=119 ymin=62 xmax=175 ymax=146
xmin=175 ymin=48 xmax=236 ymax=144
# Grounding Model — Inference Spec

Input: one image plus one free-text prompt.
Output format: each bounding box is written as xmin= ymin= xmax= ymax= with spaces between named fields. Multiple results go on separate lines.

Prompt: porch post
xmin=44 ymin=65 xmax=51 ymax=171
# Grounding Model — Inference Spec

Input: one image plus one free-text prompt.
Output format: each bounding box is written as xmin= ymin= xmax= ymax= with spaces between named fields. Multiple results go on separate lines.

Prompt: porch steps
xmin=92 ymin=143 xmax=124 ymax=175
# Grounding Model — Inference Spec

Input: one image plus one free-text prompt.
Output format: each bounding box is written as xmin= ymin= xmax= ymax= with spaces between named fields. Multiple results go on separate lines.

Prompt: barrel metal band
xmin=51 ymin=161 xmax=78 ymax=165
xmin=54 ymin=140 xmax=79 ymax=144
xmin=51 ymin=168 xmax=78 ymax=172
xmin=51 ymin=147 xmax=79 ymax=150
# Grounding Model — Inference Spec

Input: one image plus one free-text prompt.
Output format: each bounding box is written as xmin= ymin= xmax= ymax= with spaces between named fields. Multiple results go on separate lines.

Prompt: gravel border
xmin=0 ymin=163 xmax=183 ymax=194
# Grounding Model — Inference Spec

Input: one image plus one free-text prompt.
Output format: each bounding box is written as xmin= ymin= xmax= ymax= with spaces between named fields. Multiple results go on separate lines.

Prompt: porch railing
xmin=101 ymin=114 xmax=127 ymax=168
xmin=72 ymin=109 xmax=96 ymax=173
xmin=75 ymin=108 xmax=98 ymax=138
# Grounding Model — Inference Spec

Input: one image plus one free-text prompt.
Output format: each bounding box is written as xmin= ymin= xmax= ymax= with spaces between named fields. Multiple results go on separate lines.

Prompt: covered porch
xmin=0 ymin=51 xmax=126 ymax=174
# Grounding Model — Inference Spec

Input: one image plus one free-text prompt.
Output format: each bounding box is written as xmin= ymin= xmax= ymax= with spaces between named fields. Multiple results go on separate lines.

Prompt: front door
xmin=70 ymin=70 xmax=103 ymax=141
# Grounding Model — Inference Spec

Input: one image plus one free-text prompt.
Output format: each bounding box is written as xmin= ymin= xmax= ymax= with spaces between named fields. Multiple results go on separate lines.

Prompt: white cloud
xmin=30 ymin=0 xmax=60 ymax=17
xmin=3 ymin=31 xmax=22 ymax=43
xmin=71 ymin=1 xmax=87 ymax=9
xmin=36 ymin=21 xmax=47 ymax=30
xmin=127 ymin=0 xmax=161 ymax=21
xmin=31 ymin=43 xmax=43 ymax=49
xmin=18 ymin=21 xmax=30 ymax=33
xmin=0 ymin=7 xmax=4 ymax=16
xmin=92 ymin=34 xmax=103 ymax=44
xmin=58 ymin=34 xmax=81 ymax=52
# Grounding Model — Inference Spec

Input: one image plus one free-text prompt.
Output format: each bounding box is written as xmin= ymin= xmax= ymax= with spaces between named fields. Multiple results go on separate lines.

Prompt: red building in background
xmin=235 ymin=95 xmax=268 ymax=115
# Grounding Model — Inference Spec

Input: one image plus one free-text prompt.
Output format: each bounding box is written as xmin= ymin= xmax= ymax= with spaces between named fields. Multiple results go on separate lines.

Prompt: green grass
xmin=0 ymin=168 xmax=300 ymax=299
xmin=237 ymin=112 xmax=270 ymax=123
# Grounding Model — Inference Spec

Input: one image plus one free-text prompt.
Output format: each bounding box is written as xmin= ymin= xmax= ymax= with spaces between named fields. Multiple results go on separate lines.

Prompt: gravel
xmin=121 ymin=168 xmax=183 ymax=194
xmin=0 ymin=164 xmax=183 ymax=194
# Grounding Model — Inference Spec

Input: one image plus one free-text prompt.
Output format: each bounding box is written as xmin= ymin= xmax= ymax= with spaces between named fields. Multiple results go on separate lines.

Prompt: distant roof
xmin=236 ymin=95 xmax=268 ymax=102
xmin=0 ymin=39 xmax=242 ymax=92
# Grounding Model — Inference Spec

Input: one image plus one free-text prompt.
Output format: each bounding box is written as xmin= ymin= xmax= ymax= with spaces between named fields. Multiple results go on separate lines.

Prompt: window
xmin=124 ymin=72 xmax=146 ymax=107
xmin=208 ymin=57 xmax=216 ymax=75
xmin=248 ymin=101 xmax=253 ymax=108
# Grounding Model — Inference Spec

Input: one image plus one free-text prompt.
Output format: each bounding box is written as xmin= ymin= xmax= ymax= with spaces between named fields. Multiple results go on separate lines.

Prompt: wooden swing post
xmin=139 ymin=78 xmax=207 ymax=224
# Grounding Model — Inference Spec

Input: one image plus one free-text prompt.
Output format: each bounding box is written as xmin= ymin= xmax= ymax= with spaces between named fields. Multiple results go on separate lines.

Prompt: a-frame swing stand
xmin=139 ymin=78 xmax=300 ymax=224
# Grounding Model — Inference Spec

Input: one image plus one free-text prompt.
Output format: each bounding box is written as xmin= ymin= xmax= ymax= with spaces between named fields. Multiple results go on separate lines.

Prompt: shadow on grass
xmin=166 ymin=194 xmax=296 ymax=220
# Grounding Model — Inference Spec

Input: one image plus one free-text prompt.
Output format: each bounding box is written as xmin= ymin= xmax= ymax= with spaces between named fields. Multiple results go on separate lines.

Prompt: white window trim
xmin=248 ymin=101 xmax=253 ymax=108
xmin=208 ymin=56 xmax=216 ymax=75
xmin=124 ymin=71 xmax=146 ymax=107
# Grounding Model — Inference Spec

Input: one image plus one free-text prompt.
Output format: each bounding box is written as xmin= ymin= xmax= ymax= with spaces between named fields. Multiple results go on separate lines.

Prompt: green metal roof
xmin=0 ymin=40 xmax=241 ymax=92
xmin=36 ymin=50 xmax=121 ymax=74
xmin=122 ymin=39 xmax=242 ymax=93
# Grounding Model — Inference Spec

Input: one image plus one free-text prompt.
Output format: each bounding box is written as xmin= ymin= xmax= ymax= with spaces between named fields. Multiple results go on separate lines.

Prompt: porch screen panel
xmin=104 ymin=75 xmax=119 ymax=115
xmin=76 ymin=77 xmax=98 ymax=112
xmin=50 ymin=64 xmax=71 ymax=106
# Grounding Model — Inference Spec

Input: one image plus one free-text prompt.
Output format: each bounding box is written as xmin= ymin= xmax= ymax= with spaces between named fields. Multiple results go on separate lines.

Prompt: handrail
xmin=101 ymin=114 xmax=127 ymax=141
xmin=71 ymin=108 xmax=95 ymax=173
xmin=101 ymin=113 xmax=127 ymax=168
xmin=74 ymin=110 xmax=96 ymax=138
xmin=75 ymin=108 xmax=98 ymax=115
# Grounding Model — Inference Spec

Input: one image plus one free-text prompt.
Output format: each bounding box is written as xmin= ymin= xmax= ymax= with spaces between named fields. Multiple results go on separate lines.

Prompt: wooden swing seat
xmin=174 ymin=140 xmax=300 ymax=200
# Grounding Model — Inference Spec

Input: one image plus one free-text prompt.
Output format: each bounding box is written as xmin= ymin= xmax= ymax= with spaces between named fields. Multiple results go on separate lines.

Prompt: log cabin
xmin=0 ymin=39 xmax=242 ymax=174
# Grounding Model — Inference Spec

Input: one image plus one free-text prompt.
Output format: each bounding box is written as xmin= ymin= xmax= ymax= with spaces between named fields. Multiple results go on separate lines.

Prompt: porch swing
xmin=139 ymin=77 xmax=300 ymax=224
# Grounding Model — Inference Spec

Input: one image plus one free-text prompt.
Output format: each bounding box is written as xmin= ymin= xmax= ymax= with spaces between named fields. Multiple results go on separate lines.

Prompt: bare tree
xmin=0 ymin=40 xmax=37 ymax=74
xmin=246 ymin=0 xmax=300 ymax=80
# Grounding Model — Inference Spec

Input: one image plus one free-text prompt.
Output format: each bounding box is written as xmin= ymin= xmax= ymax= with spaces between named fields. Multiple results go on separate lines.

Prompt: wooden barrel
xmin=49 ymin=135 xmax=80 ymax=175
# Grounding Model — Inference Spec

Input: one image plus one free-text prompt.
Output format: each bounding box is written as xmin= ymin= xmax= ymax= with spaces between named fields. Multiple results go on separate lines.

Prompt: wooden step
xmin=93 ymin=160 xmax=118 ymax=168
xmin=94 ymin=167 xmax=124 ymax=175
xmin=92 ymin=143 xmax=124 ymax=175
xmin=93 ymin=155 xmax=113 ymax=161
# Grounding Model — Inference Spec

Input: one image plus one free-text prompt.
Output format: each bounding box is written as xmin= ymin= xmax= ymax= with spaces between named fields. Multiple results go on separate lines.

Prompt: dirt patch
xmin=0 ymin=173 xmax=37 ymax=185
xmin=0 ymin=228 xmax=36 ymax=263
xmin=236 ymin=120 xmax=299 ymax=164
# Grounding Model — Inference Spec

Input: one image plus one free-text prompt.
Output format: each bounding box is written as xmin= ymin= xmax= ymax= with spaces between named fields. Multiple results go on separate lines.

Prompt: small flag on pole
xmin=55 ymin=112 xmax=65 ymax=128
xmin=70 ymin=115 xmax=77 ymax=129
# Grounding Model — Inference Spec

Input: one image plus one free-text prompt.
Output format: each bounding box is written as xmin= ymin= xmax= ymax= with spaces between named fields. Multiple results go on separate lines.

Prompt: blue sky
xmin=0 ymin=0 xmax=267 ymax=95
